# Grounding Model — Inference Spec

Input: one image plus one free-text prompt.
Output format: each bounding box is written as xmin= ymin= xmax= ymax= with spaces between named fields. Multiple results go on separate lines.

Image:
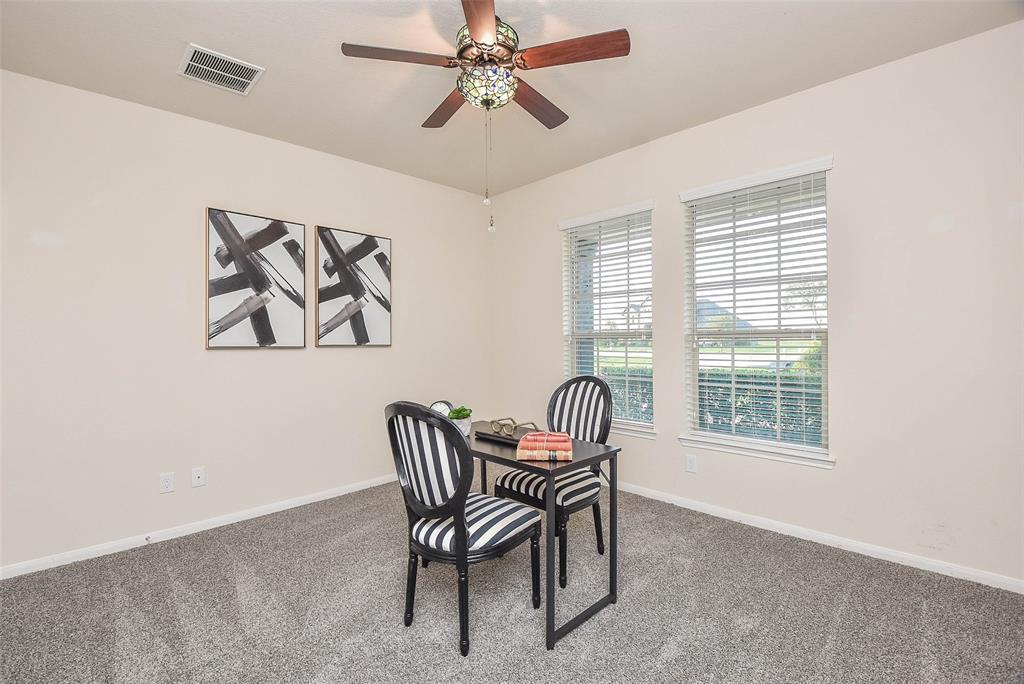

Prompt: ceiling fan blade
xmin=514 ymin=29 xmax=630 ymax=69
xmin=341 ymin=43 xmax=457 ymax=68
xmin=461 ymin=0 xmax=497 ymax=45
xmin=422 ymin=88 xmax=466 ymax=128
xmin=514 ymin=79 xmax=568 ymax=129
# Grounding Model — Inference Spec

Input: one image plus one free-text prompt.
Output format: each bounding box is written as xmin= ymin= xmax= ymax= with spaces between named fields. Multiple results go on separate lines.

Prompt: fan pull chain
xmin=485 ymin=110 xmax=495 ymax=232
xmin=484 ymin=110 xmax=490 ymax=204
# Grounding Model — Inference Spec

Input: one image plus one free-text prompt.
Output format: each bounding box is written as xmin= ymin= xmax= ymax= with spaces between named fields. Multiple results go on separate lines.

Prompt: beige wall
xmin=484 ymin=22 xmax=1024 ymax=580
xmin=2 ymin=21 xmax=1022 ymax=582
xmin=0 ymin=71 xmax=491 ymax=566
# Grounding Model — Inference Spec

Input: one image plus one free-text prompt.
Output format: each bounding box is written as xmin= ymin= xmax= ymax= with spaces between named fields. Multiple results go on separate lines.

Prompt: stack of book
xmin=516 ymin=431 xmax=573 ymax=462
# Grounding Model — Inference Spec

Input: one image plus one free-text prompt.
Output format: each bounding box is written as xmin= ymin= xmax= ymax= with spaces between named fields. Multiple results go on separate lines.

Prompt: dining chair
xmin=385 ymin=401 xmax=542 ymax=657
xmin=493 ymin=376 xmax=612 ymax=588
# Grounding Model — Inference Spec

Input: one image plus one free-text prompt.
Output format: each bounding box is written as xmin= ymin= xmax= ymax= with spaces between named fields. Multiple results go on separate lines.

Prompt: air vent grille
xmin=177 ymin=44 xmax=265 ymax=95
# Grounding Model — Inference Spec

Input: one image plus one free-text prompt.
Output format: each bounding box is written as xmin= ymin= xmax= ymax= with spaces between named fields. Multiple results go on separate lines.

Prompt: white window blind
xmin=684 ymin=171 xmax=828 ymax=451
xmin=563 ymin=210 xmax=654 ymax=426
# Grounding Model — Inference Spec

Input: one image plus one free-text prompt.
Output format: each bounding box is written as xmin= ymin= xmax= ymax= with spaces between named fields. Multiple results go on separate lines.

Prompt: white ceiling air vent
xmin=177 ymin=44 xmax=265 ymax=95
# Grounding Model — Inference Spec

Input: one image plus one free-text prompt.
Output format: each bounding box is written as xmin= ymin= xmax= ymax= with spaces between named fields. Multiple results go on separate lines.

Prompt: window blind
xmin=563 ymin=210 xmax=653 ymax=425
xmin=684 ymin=172 xmax=827 ymax=450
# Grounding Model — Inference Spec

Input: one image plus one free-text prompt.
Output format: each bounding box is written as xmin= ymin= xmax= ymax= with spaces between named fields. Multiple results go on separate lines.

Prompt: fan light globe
xmin=456 ymin=20 xmax=520 ymax=54
xmin=457 ymin=63 xmax=518 ymax=110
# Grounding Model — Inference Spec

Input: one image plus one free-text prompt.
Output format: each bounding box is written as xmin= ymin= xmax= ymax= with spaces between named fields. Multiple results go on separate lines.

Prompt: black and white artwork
xmin=206 ymin=208 xmax=305 ymax=348
xmin=316 ymin=226 xmax=392 ymax=346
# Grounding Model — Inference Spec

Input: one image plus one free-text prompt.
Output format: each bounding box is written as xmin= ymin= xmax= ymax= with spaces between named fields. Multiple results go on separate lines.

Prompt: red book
xmin=518 ymin=439 xmax=572 ymax=449
xmin=517 ymin=432 xmax=573 ymax=461
xmin=518 ymin=431 xmax=571 ymax=445
xmin=516 ymin=449 xmax=572 ymax=462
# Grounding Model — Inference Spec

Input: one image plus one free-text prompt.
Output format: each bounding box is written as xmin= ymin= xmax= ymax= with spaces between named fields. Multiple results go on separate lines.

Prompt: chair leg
xmin=494 ymin=486 xmax=506 ymax=555
xmin=531 ymin=528 xmax=541 ymax=609
xmin=457 ymin=564 xmax=470 ymax=657
xmin=592 ymin=502 xmax=605 ymax=555
xmin=421 ymin=557 xmax=430 ymax=568
xmin=404 ymin=552 xmax=418 ymax=627
xmin=558 ymin=518 xmax=567 ymax=589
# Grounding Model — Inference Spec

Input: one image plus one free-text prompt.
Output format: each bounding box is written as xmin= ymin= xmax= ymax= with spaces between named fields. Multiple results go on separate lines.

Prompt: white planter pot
xmin=453 ymin=417 xmax=473 ymax=436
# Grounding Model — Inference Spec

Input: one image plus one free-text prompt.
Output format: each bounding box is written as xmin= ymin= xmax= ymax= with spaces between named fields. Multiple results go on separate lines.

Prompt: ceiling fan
xmin=341 ymin=0 xmax=630 ymax=129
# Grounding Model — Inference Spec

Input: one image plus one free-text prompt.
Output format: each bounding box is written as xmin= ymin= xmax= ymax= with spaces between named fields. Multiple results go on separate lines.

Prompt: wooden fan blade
xmin=422 ymin=89 xmax=466 ymax=128
xmin=514 ymin=79 xmax=568 ymax=129
xmin=341 ymin=43 xmax=457 ymax=68
xmin=514 ymin=29 xmax=630 ymax=69
xmin=461 ymin=0 xmax=497 ymax=45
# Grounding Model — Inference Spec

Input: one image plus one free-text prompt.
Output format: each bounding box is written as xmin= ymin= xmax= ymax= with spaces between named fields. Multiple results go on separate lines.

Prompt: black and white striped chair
xmin=421 ymin=399 xmax=455 ymax=567
xmin=494 ymin=376 xmax=612 ymax=589
xmin=385 ymin=401 xmax=541 ymax=657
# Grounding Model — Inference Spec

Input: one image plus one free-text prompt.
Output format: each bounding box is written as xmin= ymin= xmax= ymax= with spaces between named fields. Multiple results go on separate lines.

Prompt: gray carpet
xmin=2 ymin=473 xmax=1023 ymax=683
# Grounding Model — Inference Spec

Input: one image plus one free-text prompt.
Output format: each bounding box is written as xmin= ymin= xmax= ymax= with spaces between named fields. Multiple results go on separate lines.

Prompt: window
xmin=563 ymin=208 xmax=654 ymax=427
xmin=683 ymin=170 xmax=828 ymax=459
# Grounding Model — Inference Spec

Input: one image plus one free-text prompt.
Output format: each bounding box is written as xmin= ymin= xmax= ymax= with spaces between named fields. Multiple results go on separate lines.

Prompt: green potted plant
xmin=448 ymin=405 xmax=473 ymax=436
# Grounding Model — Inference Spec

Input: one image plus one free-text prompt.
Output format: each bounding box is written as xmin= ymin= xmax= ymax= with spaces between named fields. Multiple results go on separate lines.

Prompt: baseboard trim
xmin=7 ymin=475 xmax=1019 ymax=593
xmin=618 ymin=481 xmax=1024 ymax=595
xmin=0 ymin=473 xmax=398 ymax=580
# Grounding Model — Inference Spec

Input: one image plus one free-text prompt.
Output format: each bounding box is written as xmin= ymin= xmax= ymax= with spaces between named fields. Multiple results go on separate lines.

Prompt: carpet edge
xmin=0 ymin=473 xmax=398 ymax=580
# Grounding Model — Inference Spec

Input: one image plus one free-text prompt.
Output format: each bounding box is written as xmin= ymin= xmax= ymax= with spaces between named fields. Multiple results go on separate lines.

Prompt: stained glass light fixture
xmin=453 ymin=17 xmax=520 ymax=111
xmin=455 ymin=18 xmax=519 ymax=55
xmin=457 ymin=63 xmax=518 ymax=110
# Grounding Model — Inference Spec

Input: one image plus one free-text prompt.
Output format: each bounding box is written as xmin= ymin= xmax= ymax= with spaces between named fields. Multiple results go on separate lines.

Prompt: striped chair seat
xmin=495 ymin=469 xmax=601 ymax=509
xmin=412 ymin=493 xmax=541 ymax=554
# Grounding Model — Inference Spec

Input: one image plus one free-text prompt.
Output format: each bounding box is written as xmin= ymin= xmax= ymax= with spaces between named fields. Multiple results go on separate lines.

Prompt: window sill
xmin=677 ymin=432 xmax=833 ymax=469
xmin=611 ymin=420 xmax=657 ymax=441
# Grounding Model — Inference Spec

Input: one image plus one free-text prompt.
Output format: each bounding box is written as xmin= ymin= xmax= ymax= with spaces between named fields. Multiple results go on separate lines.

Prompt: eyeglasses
xmin=489 ymin=417 xmax=539 ymax=437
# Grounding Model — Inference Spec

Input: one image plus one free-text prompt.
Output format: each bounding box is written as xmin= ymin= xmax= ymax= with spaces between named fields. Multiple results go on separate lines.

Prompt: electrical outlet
xmin=159 ymin=472 xmax=175 ymax=493
xmin=685 ymin=454 xmax=698 ymax=474
xmin=191 ymin=466 xmax=207 ymax=488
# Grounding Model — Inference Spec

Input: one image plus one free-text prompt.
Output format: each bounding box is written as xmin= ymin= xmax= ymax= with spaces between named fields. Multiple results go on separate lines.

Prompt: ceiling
xmin=2 ymin=1 xmax=1022 ymax=194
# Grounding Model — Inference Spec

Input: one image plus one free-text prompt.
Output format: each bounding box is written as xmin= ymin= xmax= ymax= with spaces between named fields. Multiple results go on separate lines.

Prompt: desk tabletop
xmin=467 ymin=421 xmax=620 ymax=476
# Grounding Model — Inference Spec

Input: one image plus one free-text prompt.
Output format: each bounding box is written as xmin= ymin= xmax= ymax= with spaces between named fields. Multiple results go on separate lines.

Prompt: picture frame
xmin=206 ymin=207 xmax=306 ymax=349
xmin=314 ymin=225 xmax=392 ymax=347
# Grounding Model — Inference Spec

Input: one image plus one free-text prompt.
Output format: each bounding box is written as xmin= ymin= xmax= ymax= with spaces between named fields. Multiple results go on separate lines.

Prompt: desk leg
xmin=480 ymin=459 xmax=488 ymax=495
xmin=610 ymin=453 xmax=618 ymax=603
xmin=545 ymin=472 xmax=556 ymax=650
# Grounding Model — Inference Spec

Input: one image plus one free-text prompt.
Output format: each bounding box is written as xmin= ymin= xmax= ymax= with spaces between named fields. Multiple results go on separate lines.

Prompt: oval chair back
xmin=546 ymin=375 xmax=613 ymax=445
xmin=385 ymin=402 xmax=474 ymax=537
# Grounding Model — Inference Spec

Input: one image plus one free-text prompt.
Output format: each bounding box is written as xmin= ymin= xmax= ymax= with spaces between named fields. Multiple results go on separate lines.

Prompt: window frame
xmin=561 ymin=201 xmax=656 ymax=434
xmin=678 ymin=158 xmax=833 ymax=468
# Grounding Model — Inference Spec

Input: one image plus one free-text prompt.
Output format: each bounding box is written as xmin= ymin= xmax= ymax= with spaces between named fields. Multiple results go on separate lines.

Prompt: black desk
xmin=467 ymin=421 xmax=620 ymax=649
